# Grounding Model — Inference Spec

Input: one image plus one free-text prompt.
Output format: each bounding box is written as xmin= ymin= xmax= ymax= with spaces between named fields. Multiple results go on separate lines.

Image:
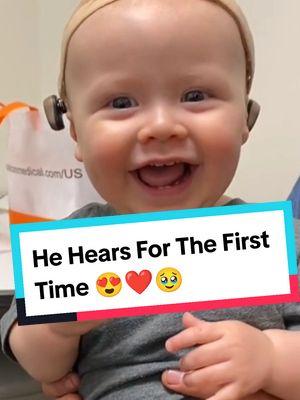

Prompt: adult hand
xmin=41 ymin=372 xmax=81 ymax=400
xmin=242 ymin=393 xmax=282 ymax=400
xmin=49 ymin=319 xmax=106 ymax=338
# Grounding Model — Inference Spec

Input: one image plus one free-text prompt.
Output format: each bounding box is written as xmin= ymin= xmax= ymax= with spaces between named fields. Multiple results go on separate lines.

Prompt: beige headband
xmin=58 ymin=0 xmax=255 ymax=101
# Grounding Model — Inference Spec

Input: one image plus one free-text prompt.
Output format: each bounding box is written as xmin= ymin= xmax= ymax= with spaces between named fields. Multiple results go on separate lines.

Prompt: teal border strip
xmin=10 ymin=201 xmax=297 ymax=299
xmin=10 ymin=230 xmax=25 ymax=298
xmin=283 ymin=201 xmax=297 ymax=275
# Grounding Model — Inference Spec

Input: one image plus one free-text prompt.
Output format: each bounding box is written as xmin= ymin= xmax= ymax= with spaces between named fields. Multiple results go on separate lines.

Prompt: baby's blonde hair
xmin=59 ymin=0 xmax=254 ymax=101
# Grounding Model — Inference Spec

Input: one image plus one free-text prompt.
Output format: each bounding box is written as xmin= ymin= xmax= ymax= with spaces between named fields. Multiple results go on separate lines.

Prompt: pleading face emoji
xmin=156 ymin=268 xmax=182 ymax=292
xmin=96 ymin=272 xmax=122 ymax=297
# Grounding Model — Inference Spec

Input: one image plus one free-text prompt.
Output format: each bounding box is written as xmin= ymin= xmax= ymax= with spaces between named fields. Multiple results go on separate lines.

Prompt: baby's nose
xmin=137 ymin=109 xmax=188 ymax=144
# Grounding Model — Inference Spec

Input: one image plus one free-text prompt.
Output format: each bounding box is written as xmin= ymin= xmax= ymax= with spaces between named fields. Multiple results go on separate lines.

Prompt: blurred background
xmin=0 ymin=0 xmax=300 ymax=202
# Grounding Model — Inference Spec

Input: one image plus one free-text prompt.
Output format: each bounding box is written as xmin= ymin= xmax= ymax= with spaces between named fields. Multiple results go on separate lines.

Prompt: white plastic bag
xmin=0 ymin=102 xmax=102 ymax=223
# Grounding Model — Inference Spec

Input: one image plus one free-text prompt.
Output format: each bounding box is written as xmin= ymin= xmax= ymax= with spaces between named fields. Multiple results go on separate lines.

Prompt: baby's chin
xmin=113 ymin=199 xmax=219 ymax=215
xmin=111 ymin=203 xmax=181 ymax=215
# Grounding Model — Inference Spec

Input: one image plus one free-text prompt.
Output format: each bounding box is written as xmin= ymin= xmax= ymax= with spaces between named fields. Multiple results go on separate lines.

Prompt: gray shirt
xmin=1 ymin=200 xmax=300 ymax=400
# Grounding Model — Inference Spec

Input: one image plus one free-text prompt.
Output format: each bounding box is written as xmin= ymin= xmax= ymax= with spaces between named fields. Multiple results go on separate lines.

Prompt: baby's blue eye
xmin=182 ymin=90 xmax=207 ymax=102
xmin=110 ymin=97 xmax=137 ymax=109
xmin=161 ymin=276 xmax=168 ymax=285
xmin=170 ymin=276 xmax=177 ymax=284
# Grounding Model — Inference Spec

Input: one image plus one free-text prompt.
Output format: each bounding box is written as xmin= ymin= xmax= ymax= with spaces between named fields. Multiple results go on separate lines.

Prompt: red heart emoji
xmin=126 ymin=270 xmax=152 ymax=294
xmin=97 ymin=278 xmax=107 ymax=287
xmin=110 ymin=277 xmax=121 ymax=286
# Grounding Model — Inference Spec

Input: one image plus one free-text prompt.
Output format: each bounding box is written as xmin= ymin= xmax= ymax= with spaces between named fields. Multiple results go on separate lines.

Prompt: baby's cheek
xmin=83 ymin=137 xmax=114 ymax=166
xmin=203 ymin=133 xmax=242 ymax=189
xmin=203 ymin=130 xmax=241 ymax=160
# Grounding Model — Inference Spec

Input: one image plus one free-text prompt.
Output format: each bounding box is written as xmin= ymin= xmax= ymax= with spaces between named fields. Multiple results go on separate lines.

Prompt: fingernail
xmin=184 ymin=311 xmax=196 ymax=320
xmin=165 ymin=339 xmax=172 ymax=352
xmin=166 ymin=370 xmax=184 ymax=385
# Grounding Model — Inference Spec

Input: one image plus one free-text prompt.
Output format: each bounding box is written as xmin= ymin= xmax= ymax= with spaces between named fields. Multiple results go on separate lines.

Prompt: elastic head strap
xmin=58 ymin=0 xmax=255 ymax=100
xmin=45 ymin=0 xmax=260 ymax=131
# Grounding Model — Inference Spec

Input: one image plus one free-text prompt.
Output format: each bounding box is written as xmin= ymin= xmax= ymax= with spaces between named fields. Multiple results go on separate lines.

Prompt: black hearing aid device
xmin=247 ymin=99 xmax=260 ymax=132
xmin=43 ymin=95 xmax=67 ymax=131
xmin=44 ymin=94 xmax=260 ymax=132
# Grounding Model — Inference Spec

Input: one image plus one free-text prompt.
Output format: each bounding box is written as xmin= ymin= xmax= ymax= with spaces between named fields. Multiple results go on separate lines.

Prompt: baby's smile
xmin=131 ymin=160 xmax=199 ymax=195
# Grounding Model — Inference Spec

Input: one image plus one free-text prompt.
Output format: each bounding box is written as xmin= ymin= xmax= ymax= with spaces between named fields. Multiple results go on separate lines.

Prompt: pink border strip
xmin=77 ymin=275 xmax=300 ymax=321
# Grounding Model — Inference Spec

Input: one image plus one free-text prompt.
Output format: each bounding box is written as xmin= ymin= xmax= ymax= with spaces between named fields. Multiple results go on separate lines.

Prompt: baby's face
xmin=66 ymin=0 xmax=249 ymax=214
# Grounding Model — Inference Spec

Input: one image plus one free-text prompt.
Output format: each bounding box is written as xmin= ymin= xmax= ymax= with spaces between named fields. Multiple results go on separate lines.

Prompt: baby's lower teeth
xmin=157 ymin=180 xmax=182 ymax=189
xmin=158 ymin=185 xmax=172 ymax=190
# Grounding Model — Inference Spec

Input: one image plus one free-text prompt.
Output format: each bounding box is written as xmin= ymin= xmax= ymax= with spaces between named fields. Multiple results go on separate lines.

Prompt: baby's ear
xmin=242 ymin=99 xmax=260 ymax=145
xmin=241 ymin=123 xmax=250 ymax=145
xmin=68 ymin=115 xmax=83 ymax=162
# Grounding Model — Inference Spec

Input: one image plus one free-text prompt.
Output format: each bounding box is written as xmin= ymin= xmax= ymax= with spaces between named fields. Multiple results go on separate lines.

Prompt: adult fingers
xmin=41 ymin=372 xmax=80 ymax=398
xmin=56 ymin=395 xmax=82 ymax=400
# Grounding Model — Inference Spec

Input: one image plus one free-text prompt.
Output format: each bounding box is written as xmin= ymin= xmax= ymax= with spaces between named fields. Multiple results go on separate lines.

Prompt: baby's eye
xmin=182 ymin=90 xmax=208 ymax=103
xmin=109 ymin=96 xmax=138 ymax=109
xmin=161 ymin=276 xmax=168 ymax=285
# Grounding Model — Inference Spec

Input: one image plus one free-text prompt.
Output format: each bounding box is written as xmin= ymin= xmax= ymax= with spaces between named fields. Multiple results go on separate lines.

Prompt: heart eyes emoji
xmin=96 ymin=273 xmax=122 ymax=297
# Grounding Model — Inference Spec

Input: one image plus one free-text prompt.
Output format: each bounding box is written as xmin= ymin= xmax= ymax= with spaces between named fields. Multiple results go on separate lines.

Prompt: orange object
xmin=9 ymin=210 xmax=52 ymax=224
xmin=0 ymin=102 xmax=37 ymax=125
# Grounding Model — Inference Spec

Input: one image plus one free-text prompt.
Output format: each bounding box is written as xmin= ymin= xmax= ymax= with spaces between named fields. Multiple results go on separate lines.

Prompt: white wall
xmin=0 ymin=0 xmax=40 ymax=196
xmin=0 ymin=0 xmax=299 ymax=202
xmin=36 ymin=0 xmax=78 ymax=100
xmin=229 ymin=0 xmax=300 ymax=201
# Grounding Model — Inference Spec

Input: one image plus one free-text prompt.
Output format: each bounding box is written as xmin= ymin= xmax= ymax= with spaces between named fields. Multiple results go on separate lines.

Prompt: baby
xmin=1 ymin=0 xmax=300 ymax=399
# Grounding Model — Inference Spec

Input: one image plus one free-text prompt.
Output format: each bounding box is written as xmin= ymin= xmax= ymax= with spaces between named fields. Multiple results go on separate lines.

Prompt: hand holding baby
xmin=162 ymin=312 xmax=275 ymax=400
xmin=8 ymin=318 xmax=106 ymax=386
xmin=48 ymin=319 xmax=106 ymax=338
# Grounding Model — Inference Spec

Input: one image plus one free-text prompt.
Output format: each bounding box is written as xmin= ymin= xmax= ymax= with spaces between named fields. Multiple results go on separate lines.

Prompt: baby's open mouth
xmin=135 ymin=162 xmax=193 ymax=189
